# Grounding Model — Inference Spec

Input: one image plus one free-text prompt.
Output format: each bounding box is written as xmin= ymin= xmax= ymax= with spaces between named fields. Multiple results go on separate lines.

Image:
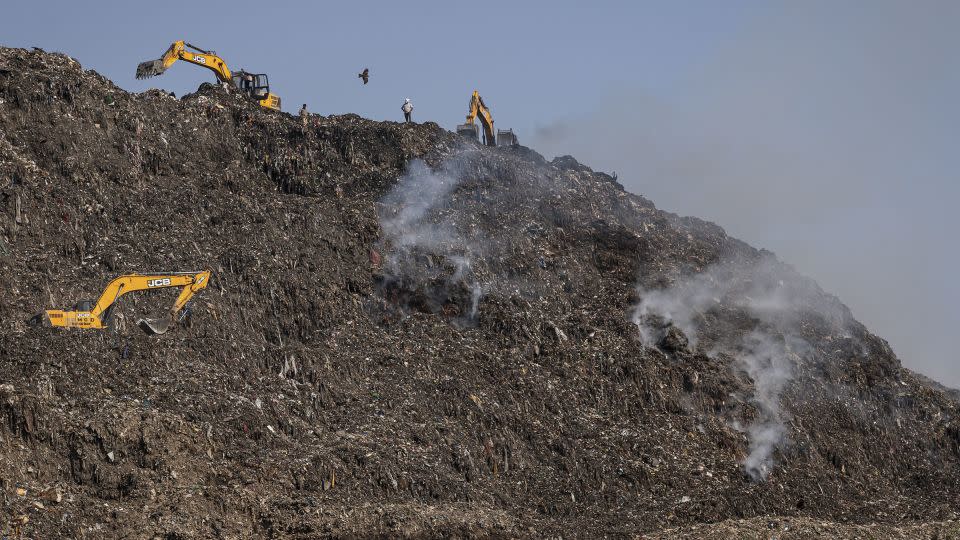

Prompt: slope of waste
xmin=0 ymin=47 xmax=958 ymax=538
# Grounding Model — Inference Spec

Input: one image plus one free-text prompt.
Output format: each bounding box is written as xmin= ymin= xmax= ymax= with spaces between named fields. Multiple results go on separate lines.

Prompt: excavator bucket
xmin=138 ymin=301 xmax=191 ymax=335
xmin=497 ymin=129 xmax=518 ymax=147
xmin=457 ymin=123 xmax=479 ymax=141
xmin=137 ymin=315 xmax=171 ymax=335
xmin=135 ymin=59 xmax=166 ymax=79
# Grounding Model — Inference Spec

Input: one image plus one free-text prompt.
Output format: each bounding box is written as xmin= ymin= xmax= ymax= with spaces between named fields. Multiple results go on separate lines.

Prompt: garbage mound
xmin=0 ymin=47 xmax=957 ymax=538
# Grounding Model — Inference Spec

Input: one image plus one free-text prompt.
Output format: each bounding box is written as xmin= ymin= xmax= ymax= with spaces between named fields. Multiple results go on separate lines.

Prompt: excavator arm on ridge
xmin=456 ymin=91 xmax=518 ymax=147
xmin=458 ymin=91 xmax=497 ymax=146
xmin=135 ymin=41 xmax=281 ymax=111
xmin=136 ymin=41 xmax=231 ymax=82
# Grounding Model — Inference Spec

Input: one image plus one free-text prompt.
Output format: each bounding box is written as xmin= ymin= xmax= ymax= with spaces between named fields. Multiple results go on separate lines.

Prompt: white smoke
xmin=632 ymin=269 xmax=723 ymax=348
xmin=632 ymin=255 xmax=840 ymax=480
xmin=380 ymin=159 xmax=461 ymax=253
xmin=376 ymin=156 xmax=487 ymax=322
xmin=633 ymin=257 xmax=848 ymax=346
xmin=735 ymin=331 xmax=806 ymax=481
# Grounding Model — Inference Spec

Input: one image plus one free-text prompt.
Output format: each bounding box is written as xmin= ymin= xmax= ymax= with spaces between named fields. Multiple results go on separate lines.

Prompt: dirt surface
xmin=0 ymin=47 xmax=958 ymax=538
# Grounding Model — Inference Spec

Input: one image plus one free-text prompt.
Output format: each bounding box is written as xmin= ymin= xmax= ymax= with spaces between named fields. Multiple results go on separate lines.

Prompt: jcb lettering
xmin=148 ymin=278 xmax=171 ymax=287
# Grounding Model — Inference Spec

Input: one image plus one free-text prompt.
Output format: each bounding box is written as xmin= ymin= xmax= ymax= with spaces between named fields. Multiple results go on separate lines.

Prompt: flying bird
xmin=358 ymin=68 xmax=369 ymax=85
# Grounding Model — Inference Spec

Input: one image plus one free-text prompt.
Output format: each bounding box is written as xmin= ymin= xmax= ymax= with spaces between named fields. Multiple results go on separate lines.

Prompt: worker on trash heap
xmin=401 ymin=98 xmax=413 ymax=123
xmin=300 ymin=104 xmax=308 ymax=128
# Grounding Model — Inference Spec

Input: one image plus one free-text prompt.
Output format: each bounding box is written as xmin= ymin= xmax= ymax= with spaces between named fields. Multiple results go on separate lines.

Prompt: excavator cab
xmin=231 ymin=71 xmax=281 ymax=111
xmin=232 ymin=71 xmax=281 ymax=111
xmin=233 ymin=71 xmax=268 ymax=98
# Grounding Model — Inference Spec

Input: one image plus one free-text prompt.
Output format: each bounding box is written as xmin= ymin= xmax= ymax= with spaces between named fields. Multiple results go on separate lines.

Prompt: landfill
xmin=0 ymin=47 xmax=958 ymax=538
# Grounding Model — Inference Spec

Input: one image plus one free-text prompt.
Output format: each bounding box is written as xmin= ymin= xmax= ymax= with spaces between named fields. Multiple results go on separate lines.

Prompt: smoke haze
xmin=376 ymin=156 xmax=486 ymax=322
xmin=533 ymin=2 xmax=960 ymax=388
xmin=632 ymin=255 xmax=838 ymax=478
xmin=736 ymin=330 xmax=802 ymax=481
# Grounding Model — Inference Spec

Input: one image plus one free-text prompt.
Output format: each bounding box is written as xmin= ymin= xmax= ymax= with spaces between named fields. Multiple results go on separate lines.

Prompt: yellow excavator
xmin=31 ymin=271 xmax=211 ymax=335
xmin=456 ymin=90 xmax=518 ymax=147
xmin=136 ymin=41 xmax=281 ymax=111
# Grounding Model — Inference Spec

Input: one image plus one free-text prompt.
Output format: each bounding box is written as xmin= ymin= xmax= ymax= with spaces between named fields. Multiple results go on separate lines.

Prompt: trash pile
xmin=0 ymin=47 xmax=958 ymax=538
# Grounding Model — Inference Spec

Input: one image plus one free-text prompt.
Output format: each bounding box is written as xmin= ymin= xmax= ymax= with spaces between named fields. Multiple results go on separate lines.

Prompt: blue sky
xmin=0 ymin=0 xmax=758 ymax=127
xmin=3 ymin=1 xmax=958 ymax=386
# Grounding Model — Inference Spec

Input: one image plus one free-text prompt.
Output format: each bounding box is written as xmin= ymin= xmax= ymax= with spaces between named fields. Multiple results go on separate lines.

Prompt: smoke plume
xmin=632 ymin=255 xmax=841 ymax=479
xmin=376 ymin=156 xmax=486 ymax=322
xmin=532 ymin=2 xmax=960 ymax=389
xmin=735 ymin=331 xmax=807 ymax=481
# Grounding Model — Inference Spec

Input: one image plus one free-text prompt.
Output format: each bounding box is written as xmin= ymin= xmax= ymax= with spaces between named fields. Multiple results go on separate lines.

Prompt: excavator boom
xmin=457 ymin=91 xmax=496 ymax=146
xmin=456 ymin=91 xmax=518 ymax=147
xmin=37 ymin=270 xmax=211 ymax=335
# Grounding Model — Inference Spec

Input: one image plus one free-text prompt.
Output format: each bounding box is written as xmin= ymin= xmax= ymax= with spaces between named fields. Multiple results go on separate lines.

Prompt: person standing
xmin=401 ymin=98 xmax=413 ymax=123
xmin=300 ymin=104 xmax=309 ymax=128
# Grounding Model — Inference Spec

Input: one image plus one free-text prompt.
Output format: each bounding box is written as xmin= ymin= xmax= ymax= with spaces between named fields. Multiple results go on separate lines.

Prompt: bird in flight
xmin=358 ymin=68 xmax=369 ymax=85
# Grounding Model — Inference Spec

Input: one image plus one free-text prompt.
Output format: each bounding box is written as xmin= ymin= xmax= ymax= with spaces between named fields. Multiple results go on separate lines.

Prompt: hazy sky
xmin=3 ymin=1 xmax=957 ymax=387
